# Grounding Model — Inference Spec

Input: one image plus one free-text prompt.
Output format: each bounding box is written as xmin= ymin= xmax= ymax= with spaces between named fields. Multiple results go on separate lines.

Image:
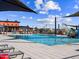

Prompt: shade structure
xmin=0 ymin=0 xmax=36 ymax=13
xmin=64 ymin=11 xmax=79 ymax=17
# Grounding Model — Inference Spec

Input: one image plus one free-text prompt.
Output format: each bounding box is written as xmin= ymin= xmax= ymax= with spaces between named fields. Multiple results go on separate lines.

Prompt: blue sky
xmin=0 ymin=0 xmax=79 ymax=28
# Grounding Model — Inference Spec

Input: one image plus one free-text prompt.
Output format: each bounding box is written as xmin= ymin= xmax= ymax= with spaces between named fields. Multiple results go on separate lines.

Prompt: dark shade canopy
xmin=64 ymin=24 xmax=79 ymax=30
xmin=64 ymin=11 xmax=79 ymax=17
xmin=64 ymin=24 xmax=78 ymax=27
xmin=0 ymin=0 xmax=37 ymax=13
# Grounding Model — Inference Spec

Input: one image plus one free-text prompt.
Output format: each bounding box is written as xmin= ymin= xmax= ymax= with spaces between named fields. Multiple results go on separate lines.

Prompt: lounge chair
xmin=0 ymin=47 xmax=15 ymax=53
xmin=0 ymin=51 xmax=31 ymax=59
xmin=0 ymin=44 xmax=31 ymax=59
xmin=0 ymin=54 xmax=9 ymax=59
xmin=9 ymin=51 xmax=24 ymax=59
xmin=0 ymin=44 xmax=8 ymax=47
xmin=24 ymin=57 xmax=32 ymax=59
xmin=9 ymin=51 xmax=32 ymax=59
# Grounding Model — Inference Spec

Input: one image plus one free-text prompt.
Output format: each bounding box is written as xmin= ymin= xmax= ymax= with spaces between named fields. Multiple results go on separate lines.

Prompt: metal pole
xmin=58 ymin=24 xmax=60 ymax=30
xmin=55 ymin=17 xmax=57 ymax=36
xmin=76 ymin=26 xmax=77 ymax=30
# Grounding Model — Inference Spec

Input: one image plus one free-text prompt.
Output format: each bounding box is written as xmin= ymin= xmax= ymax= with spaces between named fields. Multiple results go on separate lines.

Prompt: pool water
xmin=13 ymin=34 xmax=79 ymax=46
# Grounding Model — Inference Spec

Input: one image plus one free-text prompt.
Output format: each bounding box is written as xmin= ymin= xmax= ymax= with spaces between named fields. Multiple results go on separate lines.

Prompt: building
xmin=0 ymin=20 xmax=34 ymax=34
xmin=0 ymin=20 xmax=20 ymax=32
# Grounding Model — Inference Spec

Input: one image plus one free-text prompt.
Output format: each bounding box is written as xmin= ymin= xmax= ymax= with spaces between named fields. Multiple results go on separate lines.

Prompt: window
xmin=7 ymin=24 xmax=9 ymax=26
xmin=16 ymin=24 xmax=17 ymax=26
xmin=3 ymin=24 xmax=5 ymax=26
xmin=11 ymin=24 xmax=13 ymax=26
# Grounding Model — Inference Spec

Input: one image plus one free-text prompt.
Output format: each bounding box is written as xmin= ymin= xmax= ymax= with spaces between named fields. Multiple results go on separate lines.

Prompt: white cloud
xmin=74 ymin=0 xmax=79 ymax=9
xmin=29 ymin=17 xmax=33 ymax=19
xmin=20 ymin=16 xmax=26 ymax=19
xmin=59 ymin=13 xmax=63 ymax=16
xmin=65 ymin=18 xmax=72 ymax=22
xmin=35 ymin=0 xmax=43 ymax=5
xmin=35 ymin=0 xmax=43 ymax=10
xmin=45 ymin=1 xmax=61 ymax=11
xmin=9 ymin=15 xmax=17 ymax=17
xmin=37 ymin=14 xmax=72 ymax=28
xmin=39 ymin=11 xmax=48 ymax=14
xmin=35 ymin=0 xmax=61 ymax=14
xmin=37 ymin=15 xmax=61 ymax=24
xmin=37 ymin=18 xmax=54 ymax=24
xmin=74 ymin=5 xmax=79 ymax=9
xmin=65 ymin=13 xmax=70 ymax=16
xmin=35 ymin=4 xmax=41 ymax=10
xmin=61 ymin=18 xmax=72 ymax=24
xmin=48 ymin=15 xmax=55 ymax=18
xmin=27 ymin=2 xmax=30 ymax=4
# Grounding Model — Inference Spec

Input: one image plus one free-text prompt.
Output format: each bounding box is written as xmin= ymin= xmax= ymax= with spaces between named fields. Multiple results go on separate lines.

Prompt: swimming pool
xmin=12 ymin=34 xmax=79 ymax=46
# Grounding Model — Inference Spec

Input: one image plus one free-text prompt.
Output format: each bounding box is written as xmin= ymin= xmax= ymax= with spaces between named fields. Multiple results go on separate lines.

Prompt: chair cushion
xmin=0 ymin=54 xmax=9 ymax=59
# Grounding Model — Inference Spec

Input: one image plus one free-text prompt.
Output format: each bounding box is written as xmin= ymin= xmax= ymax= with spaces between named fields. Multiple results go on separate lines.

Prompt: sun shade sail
xmin=0 ymin=0 xmax=36 ymax=13
xmin=64 ymin=11 xmax=79 ymax=17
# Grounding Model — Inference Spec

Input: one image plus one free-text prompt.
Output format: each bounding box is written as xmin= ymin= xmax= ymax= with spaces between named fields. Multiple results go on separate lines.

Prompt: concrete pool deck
xmin=0 ymin=35 xmax=79 ymax=59
xmin=0 ymin=34 xmax=14 ymax=40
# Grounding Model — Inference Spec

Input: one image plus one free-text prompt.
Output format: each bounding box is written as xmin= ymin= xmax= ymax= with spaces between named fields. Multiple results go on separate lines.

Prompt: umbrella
xmin=64 ymin=11 xmax=79 ymax=17
xmin=0 ymin=0 xmax=37 ymax=13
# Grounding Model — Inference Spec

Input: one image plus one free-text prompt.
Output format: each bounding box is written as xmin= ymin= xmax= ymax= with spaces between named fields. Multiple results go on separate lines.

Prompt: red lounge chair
xmin=0 ymin=54 xmax=9 ymax=59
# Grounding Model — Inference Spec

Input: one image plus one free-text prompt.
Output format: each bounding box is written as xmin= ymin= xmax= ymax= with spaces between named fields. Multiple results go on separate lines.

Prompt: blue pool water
xmin=12 ymin=34 xmax=79 ymax=46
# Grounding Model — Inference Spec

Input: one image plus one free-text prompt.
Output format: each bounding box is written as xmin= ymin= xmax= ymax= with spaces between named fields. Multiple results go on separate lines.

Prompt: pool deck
xmin=0 ymin=35 xmax=79 ymax=59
